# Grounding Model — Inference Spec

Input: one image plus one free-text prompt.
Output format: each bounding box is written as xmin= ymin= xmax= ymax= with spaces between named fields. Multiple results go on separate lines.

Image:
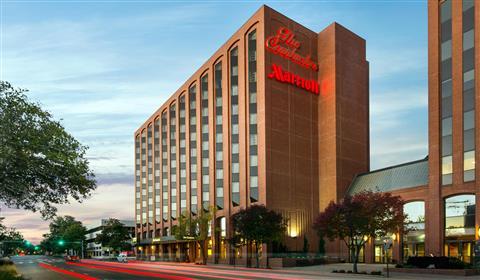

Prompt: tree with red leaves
xmin=313 ymin=191 xmax=404 ymax=273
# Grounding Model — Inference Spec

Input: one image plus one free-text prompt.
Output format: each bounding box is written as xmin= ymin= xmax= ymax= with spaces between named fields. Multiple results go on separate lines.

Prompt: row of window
xmin=135 ymin=29 xmax=258 ymax=225
xmin=441 ymin=0 xmax=476 ymax=185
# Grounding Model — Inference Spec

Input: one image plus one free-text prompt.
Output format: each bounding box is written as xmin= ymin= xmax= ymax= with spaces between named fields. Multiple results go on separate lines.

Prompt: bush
xmin=371 ymin=271 xmax=382 ymax=275
xmin=338 ymin=269 xmax=345 ymax=273
xmin=406 ymin=256 xmax=470 ymax=269
xmin=0 ymin=259 xmax=14 ymax=266
xmin=332 ymin=270 xmax=338 ymax=273
xmin=395 ymin=263 xmax=403 ymax=268
xmin=347 ymin=270 xmax=352 ymax=273
xmin=0 ymin=271 xmax=26 ymax=280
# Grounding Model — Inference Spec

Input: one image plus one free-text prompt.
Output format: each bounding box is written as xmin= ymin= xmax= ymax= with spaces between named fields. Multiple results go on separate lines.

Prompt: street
xmin=13 ymin=255 xmax=480 ymax=280
xmin=12 ymin=255 xmax=326 ymax=280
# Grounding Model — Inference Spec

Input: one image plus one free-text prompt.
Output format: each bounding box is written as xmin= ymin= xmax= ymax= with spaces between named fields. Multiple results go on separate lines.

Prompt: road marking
xmin=38 ymin=262 xmax=99 ymax=280
xmin=66 ymin=262 xmax=193 ymax=280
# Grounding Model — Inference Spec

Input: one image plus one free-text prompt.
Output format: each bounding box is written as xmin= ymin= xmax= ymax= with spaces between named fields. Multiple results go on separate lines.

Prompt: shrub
xmin=332 ymin=270 xmax=338 ymax=273
xmin=338 ymin=269 xmax=345 ymax=273
xmin=358 ymin=271 xmax=367 ymax=274
xmin=371 ymin=271 xmax=382 ymax=275
xmin=347 ymin=270 xmax=352 ymax=273
xmin=0 ymin=271 xmax=26 ymax=280
xmin=0 ymin=259 xmax=14 ymax=266
xmin=406 ymin=256 xmax=470 ymax=269
xmin=395 ymin=263 xmax=403 ymax=268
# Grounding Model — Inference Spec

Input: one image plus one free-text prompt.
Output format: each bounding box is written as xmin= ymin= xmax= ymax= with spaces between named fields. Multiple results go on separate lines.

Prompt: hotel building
xmin=134 ymin=0 xmax=479 ymax=265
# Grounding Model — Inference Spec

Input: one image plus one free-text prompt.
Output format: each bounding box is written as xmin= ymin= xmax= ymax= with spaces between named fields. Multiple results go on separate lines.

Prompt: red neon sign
xmin=265 ymin=27 xmax=319 ymax=72
xmin=268 ymin=64 xmax=319 ymax=95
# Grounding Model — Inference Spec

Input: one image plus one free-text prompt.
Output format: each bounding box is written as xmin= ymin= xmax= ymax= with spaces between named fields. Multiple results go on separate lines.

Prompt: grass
xmin=0 ymin=263 xmax=26 ymax=280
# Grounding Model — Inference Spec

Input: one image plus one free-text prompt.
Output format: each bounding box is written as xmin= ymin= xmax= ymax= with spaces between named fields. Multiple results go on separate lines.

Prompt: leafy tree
xmin=95 ymin=219 xmax=132 ymax=255
xmin=231 ymin=205 xmax=286 ymax=268
xmin=172 ymin=208 xmax=214 ymax=265
xmin=0 ymin=218 xmax=25 ymax=255
xmin=313 ymin=191 xmax=404 ymax=273
xmin=41 ymin=216 xmax=86 ymax=255
xmin=0 ymin=81 xmax=96 ymax=219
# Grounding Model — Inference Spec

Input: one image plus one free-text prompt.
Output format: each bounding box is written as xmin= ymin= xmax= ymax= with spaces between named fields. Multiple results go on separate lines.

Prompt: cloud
xmin=2 ymin=182 xmax=133 ymax=244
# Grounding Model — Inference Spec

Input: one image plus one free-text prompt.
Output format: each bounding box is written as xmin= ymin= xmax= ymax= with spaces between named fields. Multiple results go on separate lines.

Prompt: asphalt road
xmin=12 ymin=255 xmax=321 ymax=280
xmin=13 ymin=255 xmax=454 ymax=280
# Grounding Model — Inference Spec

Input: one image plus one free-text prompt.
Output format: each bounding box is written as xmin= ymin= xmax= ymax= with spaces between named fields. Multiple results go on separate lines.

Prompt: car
xmin=116 ymin=253 xmax=128 ymax=263
xmin=64 ymin=255 xmax=80 ymax=262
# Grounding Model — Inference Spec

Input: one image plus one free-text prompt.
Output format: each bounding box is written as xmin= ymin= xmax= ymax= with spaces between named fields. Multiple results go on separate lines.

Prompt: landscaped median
xmin=388 ymin=256 xmax=480 ymax=276
xmin=0 ymin=258 xmax=26 ymax=280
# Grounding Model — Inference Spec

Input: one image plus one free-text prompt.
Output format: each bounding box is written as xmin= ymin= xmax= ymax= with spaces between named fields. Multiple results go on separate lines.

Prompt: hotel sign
xmin=266 ymin=27 xmax=320 ymax=95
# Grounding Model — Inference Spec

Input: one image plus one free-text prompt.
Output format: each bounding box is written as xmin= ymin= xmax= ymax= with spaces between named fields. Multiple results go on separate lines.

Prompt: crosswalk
xmin=15 ymin=258 xmax=64 ymax=265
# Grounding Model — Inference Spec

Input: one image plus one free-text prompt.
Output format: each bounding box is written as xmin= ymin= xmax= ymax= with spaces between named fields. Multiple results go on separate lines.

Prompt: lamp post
xmin=383 ymin=233 xmax=396 ymax=278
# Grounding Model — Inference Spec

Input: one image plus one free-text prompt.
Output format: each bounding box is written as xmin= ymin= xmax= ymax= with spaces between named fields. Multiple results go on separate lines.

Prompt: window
xmin=201 ymin=75 xmax=210 ymax=210
xmin=230 ymin=46 xmax=240 ymax=206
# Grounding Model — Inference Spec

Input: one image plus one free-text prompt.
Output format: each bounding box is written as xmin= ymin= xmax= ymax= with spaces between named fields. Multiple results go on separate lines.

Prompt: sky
xmin=0 ymin=0 xmax=428 ymax=244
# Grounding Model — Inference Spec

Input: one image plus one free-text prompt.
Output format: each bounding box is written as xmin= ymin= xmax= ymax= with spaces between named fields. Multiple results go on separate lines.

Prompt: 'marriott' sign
xmin=268 ymin=64 xmax=319 ymax=95
xmin=265 ymin=27 xmax=319 ymax=72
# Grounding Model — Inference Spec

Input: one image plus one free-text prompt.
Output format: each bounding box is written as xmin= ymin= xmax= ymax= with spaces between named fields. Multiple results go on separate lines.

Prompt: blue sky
xmin=1 ymin=0 xmax=428 ymax=243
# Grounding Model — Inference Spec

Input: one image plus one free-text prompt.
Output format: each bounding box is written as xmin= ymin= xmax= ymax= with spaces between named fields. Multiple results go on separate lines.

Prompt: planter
xmin=386 ymin=267 xmax=480 ymax=276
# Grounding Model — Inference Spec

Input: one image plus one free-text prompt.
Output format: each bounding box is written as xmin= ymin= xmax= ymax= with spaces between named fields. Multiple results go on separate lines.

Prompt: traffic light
xmin=58 ymin=240 xmax=65 ymax=246
xmin=34 ymin=246 xmax=39 ymax=250
xmin=24 ymin=240 xmax=31 ymax=246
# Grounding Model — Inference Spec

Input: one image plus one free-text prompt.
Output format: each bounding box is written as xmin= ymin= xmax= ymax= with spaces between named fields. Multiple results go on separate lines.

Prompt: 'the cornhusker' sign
xmin=266 ymin=27 xmax=320 ymax=95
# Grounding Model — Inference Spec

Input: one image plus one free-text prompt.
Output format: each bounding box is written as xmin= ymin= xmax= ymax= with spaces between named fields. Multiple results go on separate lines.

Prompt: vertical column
xmin=180 ymin=96 xmax=187 ymax=214
xmin=247 ymin=29 xmax=259 ymax=203
xmin=189 ymin=85 xmax=198 ymax=214
xmin=170 ymin=104 xmax=178 ymax=219
xmin=427 ymin=0 xmax=444 ymax=256
xmin=214 ymin=62 xmax=224 ymax=209
xmin=161 ymin=112 xmax=169 ymax=223
xmin=135 ymin=135 xmax=141 ymax=241
xmin=230 ymin=47 xmax=240 ymax=206
xmin=154 ymin=119 xmax=161 ymax=231
xmin=201 ymin=74 xmax=210 ymax=210
xmin=462 ymin=0 xmax=476 ymax=182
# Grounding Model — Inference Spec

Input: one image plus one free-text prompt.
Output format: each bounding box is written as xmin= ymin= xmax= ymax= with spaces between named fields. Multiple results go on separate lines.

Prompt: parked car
xmin=117 ymin=253 xmax=128 ymax=263
xmin=64 ymin=255 xmax=80 ymax=262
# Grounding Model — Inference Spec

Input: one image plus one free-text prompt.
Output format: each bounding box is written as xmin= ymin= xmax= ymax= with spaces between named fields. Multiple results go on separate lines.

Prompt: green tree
xmin=0 ymin=81 xmax=96 ymax=219
xmin=172 ymin=208 xmax=214 ymax=265
xmin=231 ymin=205 xmax=286 ymax=268
xmin=313 ymin=191 xmax=404 ymax=273
xmin=95 ymin=219 xmax=132 ymax=256
xmin=41 ymin=216 xmax=86 ymax=255
xmin=0 ymin=218 xmax=25 ymax=256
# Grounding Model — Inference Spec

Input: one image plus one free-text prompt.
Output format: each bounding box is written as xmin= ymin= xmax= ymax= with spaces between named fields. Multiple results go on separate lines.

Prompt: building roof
xmin=347 ymin=157 xmax=429 ymax=195
xmin=86 ymin=219 xmax=135 ymax=232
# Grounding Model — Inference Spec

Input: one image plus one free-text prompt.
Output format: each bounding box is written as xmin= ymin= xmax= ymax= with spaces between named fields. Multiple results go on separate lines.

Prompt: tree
xmin=41 ymin=216 xmax=86 ymax=255
xmin=172 ymin=208 xmax=214 ymax=265
xmin=231 ymin=205 xmax=286 ymax=268
xmin=0 ymin=81 xmax=96 ymax=219
xmin=313 ymin=191 xmax=404 ymax=273
xmin=0 ymin=218 xmax=25 ymax=256
xmin=95 ymin=219 xmax=132 ymax=256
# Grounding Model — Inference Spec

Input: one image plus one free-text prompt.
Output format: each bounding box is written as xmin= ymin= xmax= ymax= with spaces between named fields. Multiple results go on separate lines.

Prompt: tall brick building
xmin=134 ymin=5 xmax=369 ymax=264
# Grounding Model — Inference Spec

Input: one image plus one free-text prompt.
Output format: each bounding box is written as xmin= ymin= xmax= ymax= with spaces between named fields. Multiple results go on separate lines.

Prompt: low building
xmin=85 ymin=219 xmax=135 ymax=259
